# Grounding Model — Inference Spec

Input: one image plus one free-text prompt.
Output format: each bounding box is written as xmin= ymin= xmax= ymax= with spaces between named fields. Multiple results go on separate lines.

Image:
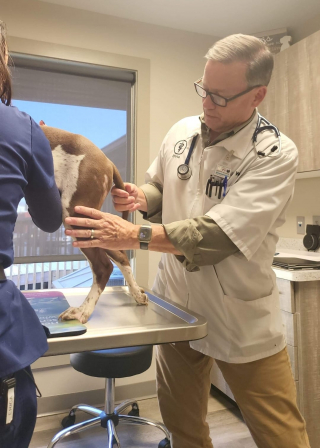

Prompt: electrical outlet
xmin=297 ymin=216 xmax=305 ymax=235
xmin=313 ymin=216 xmax=320 ymax=226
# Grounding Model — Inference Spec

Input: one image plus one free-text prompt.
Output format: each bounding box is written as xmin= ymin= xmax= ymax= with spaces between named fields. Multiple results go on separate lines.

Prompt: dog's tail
xmin=112 ymin=164 xmax=129 ymax=221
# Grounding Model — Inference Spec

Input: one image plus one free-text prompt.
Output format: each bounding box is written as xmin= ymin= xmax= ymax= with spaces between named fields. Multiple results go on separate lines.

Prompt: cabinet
xmin=258 ymin=30 xmax=320 ymax=173
xmin=210 ymin=278 xmax=320 ymax=448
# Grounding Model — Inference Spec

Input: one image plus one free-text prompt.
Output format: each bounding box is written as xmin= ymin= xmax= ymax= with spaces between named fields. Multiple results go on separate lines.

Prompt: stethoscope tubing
xmin=177 ymin=114 xmax=282 ymax=190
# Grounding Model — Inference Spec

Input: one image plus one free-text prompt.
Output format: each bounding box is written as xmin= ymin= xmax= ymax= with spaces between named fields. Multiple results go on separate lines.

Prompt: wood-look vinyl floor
xmin=30 ymin=389 xmax=257 ymax=448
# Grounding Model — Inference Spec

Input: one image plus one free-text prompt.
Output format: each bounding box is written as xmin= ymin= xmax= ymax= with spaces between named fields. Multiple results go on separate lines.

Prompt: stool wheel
xmin=61 ymin=411 xmax=76 ymax=428
xmin=128 ymin=402 xmax=139 ymax=417
xmin=158 ymin=437 xmax=171 ymax=448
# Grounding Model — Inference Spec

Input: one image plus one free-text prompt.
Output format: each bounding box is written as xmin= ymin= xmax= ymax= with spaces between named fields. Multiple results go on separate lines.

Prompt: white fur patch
xmin=52 ymin=145 xmax=85 ymax=221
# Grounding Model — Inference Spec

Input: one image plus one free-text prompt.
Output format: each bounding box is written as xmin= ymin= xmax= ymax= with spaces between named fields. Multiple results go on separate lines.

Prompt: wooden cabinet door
xmin=258 ymin=30 xmax=320 ymax=173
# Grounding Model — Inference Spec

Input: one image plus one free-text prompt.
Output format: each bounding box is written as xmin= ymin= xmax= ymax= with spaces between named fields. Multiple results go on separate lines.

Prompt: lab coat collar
xmin=216 ymin=109 xmax=259 ymax=159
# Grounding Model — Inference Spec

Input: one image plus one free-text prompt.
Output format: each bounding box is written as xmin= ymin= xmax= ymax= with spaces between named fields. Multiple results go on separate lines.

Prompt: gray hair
xmin=205 ymin=34 xmax=274 ymax=87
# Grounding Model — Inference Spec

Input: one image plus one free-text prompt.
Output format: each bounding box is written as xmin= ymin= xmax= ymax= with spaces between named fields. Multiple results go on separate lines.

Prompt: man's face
xmin=202 ymin=59 xmax=260 ymax=133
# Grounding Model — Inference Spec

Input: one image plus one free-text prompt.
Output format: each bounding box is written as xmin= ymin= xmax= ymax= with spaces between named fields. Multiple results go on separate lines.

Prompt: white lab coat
xmin=147 ymin=111 xmax=298 ymax=363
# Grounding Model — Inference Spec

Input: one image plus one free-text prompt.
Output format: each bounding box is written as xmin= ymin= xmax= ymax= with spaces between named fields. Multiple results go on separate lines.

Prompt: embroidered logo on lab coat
xmin=174 ymin=140 xmax=187 ymax=155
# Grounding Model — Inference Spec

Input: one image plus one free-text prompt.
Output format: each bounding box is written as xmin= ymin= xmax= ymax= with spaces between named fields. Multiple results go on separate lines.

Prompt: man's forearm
xmin=148 ymin=224 xmax=182 ymax=255
xmin=136 ymin=187 xmax=148 ymax=212
xmin=139 ymin=183 xmax=163 ymax=224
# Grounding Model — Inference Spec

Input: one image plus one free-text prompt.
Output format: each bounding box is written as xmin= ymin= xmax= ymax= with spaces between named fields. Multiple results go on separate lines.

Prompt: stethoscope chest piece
xmin=177 ymin=163 xmax=192 ymax=180
xmin=176 ymin=133 xmax=199 ymax=180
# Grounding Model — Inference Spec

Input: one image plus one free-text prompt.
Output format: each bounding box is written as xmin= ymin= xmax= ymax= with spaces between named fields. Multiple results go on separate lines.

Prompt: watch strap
xmin=140 ymin=242 xmax=149 ymax=250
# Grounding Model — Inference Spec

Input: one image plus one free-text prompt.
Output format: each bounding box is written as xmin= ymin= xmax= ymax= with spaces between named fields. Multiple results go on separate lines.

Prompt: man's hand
xmin=65 ymin=205 xmax=181 ymax=255
xmin=65 ymin=206 xmax=140 ymax=250
xmin=111 ymin=182 xmax=147 ymax=213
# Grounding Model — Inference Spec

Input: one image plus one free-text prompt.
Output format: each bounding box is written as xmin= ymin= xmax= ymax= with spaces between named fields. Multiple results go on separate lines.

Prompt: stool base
xmin=47 ymin=399 xmax=171 ymax=448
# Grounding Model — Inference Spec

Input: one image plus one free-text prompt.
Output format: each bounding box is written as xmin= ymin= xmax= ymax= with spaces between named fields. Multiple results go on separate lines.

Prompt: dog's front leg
xmin=59 ymin=247 xmax=114 ymax=323
xmin=105 ymin=249 xmax=148 ymax=305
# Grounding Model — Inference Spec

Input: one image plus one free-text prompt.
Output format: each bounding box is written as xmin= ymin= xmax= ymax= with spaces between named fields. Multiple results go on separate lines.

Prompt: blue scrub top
xmin=0 ymin=103 xmax=62 ymax=377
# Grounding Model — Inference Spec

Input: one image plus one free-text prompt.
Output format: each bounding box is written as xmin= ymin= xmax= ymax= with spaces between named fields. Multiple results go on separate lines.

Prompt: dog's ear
xmin=39 ymin=120 xmax=46 ymax=126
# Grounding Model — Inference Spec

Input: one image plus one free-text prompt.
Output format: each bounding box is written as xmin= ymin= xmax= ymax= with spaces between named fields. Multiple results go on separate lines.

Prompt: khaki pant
xmin=156 ymin=342 xmax=310 ymax=448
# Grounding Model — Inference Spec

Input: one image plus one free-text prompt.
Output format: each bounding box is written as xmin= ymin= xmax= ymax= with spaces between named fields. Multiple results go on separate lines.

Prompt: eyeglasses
xmin=194 ymin=78 xmax=261 ymax=107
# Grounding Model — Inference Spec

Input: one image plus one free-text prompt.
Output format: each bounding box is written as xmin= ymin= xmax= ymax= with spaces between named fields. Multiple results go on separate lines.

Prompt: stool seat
xmin=70 ymin=345 xmax=153 ymax=378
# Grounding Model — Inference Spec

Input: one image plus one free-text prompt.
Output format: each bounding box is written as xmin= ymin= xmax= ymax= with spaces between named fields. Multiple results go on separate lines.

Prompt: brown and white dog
xmin=40 ymin=121 xmax=148 ymax=323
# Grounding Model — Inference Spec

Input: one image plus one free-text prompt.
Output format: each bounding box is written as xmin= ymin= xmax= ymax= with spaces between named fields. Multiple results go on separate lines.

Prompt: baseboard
xmin=36 ymin=380 xmax=156 ymax=419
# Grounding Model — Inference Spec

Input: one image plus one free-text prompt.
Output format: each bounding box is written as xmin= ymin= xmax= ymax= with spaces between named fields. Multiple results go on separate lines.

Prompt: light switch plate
xmin=313 ymin=216 xmax=320 ymax=226
xmin=297 ymin=216 xmax=305 ymax=235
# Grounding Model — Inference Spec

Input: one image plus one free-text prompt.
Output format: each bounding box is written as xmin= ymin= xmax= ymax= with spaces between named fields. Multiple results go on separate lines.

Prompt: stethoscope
xmin=225 ymin=114 xmax=282 ymax=189
xmin=177 ymin=134 xmax=199 ymax=180
xmin=177 ymin=114 xmax=282 ymax=193
xmin=253 ymin=114 xmax=282 ymax=159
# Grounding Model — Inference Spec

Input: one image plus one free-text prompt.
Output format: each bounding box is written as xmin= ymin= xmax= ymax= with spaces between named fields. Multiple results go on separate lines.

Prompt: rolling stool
xmin=47 ymin=346 xmax=171 ymax=448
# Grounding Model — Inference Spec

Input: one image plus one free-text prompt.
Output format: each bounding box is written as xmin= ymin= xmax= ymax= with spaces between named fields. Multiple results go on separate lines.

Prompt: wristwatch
xmin=138 ymin=224 xmax=152 ymax=250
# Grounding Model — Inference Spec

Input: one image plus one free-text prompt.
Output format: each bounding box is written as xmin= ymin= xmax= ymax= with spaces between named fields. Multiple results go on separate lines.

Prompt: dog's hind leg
xmin=105 ymin=249 xmax=148 ymax=305
xmin=59 ymin=247 xmax=114 ymax=323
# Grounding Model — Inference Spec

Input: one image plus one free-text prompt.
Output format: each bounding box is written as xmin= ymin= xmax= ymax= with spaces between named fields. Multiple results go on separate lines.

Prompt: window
xmin=5 ymin=54 xmax=136 ymax=290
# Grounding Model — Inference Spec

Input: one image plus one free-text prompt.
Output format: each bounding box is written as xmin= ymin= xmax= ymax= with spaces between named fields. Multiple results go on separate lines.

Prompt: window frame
xmin=10 ymin=52 xmax=137 ymax=265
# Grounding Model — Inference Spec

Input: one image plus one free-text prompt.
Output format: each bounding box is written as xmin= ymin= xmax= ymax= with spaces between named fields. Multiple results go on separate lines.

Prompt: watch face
xmin=139 ymin=226 xmax=152 ymax=241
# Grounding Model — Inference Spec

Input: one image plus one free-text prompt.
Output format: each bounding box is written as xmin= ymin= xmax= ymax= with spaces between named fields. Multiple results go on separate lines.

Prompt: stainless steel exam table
xmin=43 ymin=287 xmax=207 ymax=448
xmin=44 ymin=286 xmax=208 ymax=356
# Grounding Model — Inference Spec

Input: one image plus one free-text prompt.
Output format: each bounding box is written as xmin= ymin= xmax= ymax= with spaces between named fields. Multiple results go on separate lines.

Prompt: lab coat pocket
xmin=223 ymin=290 xmax=285 ymax=362
xmin=203 ymin=190 xmax=223 ymax=215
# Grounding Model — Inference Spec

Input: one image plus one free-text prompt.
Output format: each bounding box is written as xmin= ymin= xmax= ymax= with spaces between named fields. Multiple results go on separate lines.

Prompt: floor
xmin=30 ymin=388 xmax=257 ymax=448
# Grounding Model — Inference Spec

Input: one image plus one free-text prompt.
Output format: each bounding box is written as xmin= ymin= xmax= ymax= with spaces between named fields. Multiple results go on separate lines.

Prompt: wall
xmin=0 ymin=0 xmax=216 ymax=415
xmin=290 ymin=13 xmax=320 ymax=43
xmin=278 ymin=177 xmax=320 ymax=239
xmin=255 ymin=19 xmax=320 ymax=242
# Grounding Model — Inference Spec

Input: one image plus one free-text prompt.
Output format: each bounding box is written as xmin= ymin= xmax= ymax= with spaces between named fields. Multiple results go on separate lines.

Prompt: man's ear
xmin=252 ymin=86 xmax=267 ymax=107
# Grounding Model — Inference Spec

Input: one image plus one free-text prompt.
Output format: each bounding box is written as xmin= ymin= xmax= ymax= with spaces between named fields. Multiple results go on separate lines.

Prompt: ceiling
xmin=39 ymin=0 xmax=320 ymax=37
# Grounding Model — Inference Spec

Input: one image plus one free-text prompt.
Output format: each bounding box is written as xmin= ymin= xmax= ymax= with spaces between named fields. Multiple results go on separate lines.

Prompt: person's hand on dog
xmin=111 ymin=182 xmax=147 ymax=213
xmin=65 ymin=206 xmax=140 ymax=250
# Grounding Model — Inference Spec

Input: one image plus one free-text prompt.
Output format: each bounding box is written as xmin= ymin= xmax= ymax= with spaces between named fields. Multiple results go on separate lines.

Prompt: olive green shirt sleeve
xmin=140 ymin=183 xmax=239 ymax=271
xmin=140 ymin=183 xmax=163 ymax=224
xmin=163 ymin=216 xmax=239 ymax=272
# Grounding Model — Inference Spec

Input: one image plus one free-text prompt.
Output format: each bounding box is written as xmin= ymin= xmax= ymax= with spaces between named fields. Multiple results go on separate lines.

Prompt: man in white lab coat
xmin=66 ymin=34 xmax=310 ymax=448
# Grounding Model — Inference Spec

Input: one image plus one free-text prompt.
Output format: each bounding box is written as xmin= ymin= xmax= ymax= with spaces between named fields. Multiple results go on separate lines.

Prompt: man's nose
xmin=203 ymin=94 xmax=216 ymax=109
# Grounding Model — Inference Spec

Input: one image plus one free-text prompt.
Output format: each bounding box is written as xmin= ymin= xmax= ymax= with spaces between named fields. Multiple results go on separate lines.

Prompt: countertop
xmin=273 ymin=249 xmax=320 ymax=282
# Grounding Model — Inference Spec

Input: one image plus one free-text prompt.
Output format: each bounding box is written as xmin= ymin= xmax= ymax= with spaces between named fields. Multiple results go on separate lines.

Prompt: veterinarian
xmin=66 ymin=34 xmax=310 ymax=448
xmin=0 ymin=21 xmax=62 ymax=448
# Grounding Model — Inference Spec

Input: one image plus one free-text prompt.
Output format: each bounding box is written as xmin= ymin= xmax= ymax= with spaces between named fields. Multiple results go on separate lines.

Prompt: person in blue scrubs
xmin=0 ymin=21 xmax=62 ymax=448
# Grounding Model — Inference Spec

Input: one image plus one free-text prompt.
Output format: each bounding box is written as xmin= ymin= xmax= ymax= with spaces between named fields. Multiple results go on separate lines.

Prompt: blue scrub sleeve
xmin=24 ymin=120 xmax=62 ymax=233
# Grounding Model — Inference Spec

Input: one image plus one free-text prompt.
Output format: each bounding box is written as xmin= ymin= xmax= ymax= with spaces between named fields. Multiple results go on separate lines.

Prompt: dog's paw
xmin=134 ymin=288 xmax=148 ymax=306
xmin=59 ymin=306 xmax=90 ymax=324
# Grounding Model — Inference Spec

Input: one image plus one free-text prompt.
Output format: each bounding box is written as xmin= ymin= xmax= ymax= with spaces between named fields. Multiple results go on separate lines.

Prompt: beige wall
xmin=278 ymin=177 xmax=320 ymax=239
xmin=290 ymin=13 xmax=320 ymax=43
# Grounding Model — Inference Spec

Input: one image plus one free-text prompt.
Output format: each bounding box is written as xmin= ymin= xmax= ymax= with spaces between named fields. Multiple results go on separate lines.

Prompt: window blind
xmin=10 ymin=54 xmax=135 ymax=263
